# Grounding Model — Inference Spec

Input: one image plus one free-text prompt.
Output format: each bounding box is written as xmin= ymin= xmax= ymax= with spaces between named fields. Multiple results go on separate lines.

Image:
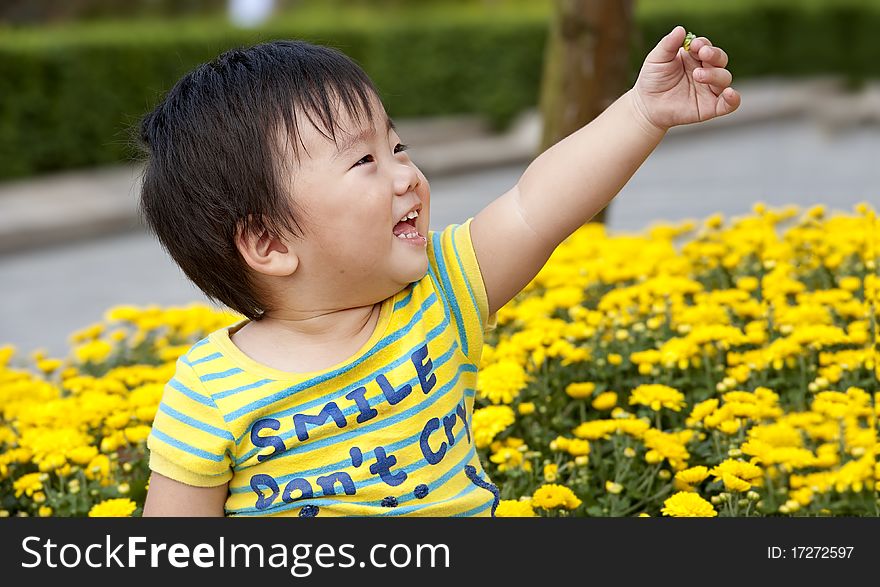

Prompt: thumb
xmin=645 ymin=25 xmax=686 ymax=64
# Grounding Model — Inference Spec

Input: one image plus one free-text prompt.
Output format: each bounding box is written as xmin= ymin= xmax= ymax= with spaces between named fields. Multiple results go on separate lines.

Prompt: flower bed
xmin=1 ymin=203 xmax=877 ymax=517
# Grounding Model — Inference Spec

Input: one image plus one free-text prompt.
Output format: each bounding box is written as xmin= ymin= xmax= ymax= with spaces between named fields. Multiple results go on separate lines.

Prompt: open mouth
xmin=392 ymin=208 xmax=426 ymax=245
xmin=393 ymin=219 xmax=421 ymax=240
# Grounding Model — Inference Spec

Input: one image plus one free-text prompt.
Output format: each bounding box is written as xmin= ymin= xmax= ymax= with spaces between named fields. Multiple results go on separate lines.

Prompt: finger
xmin=693 ymin=65 xmax=733 ymax=94
xmin=688 ymin=36 xmax=712 ymax=61
xmin=716 ymin=87 xmax=741 ymax=117
xmin=697 ymin=44 xmax=729 ymax=69
xmin=646 ymin=25 xmax=687 ymax=64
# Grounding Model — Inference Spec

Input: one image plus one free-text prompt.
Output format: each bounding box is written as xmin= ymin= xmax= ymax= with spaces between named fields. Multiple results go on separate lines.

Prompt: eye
xmin=353 ymin=155 xmax=373 ymax=167
xmin=353 ymin=143 xmax=409 ymax=167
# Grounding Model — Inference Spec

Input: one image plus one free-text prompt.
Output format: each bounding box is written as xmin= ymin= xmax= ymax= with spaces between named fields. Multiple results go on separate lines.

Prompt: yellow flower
xmin=531 ymin=484 xmax=582 ymax=510
xmin=565 ymin=439 xmax=591 ymax=457
xmin=675 ymin=465 xmax=709 ymax=485
xmin=705 ymin=213 xmax=724 ymax=229
xmin=661 ymin=492 xmax=718 ymax=517
xmin=490 ymin=445 xmax=527 ymax=473
xmin=543 ymin=463 xmax=558 ymax=483
xmin=722 ymin=472 xmax=752 ymax=492
xmin=495 ymin=499 xmax=537 ymax=517
xmin=88 ymin=498 xmax=138 ymax=517
xmin=605 ymin=481 xmax=624 ymax=494
xmin=38 ymin=506 xmax=53 ymax=517
xmin=517 ymin=402 xmax=535 ymax=415
xmin=13 ymin=472 xmax=43 ymax=498
xmin=476 ymin=360 xmax=531 ymax=405
xmin=607 ymin=353 xmax=623 ymax=366
xmin=472 ymin=406 xmax=515 ymax=449
xmin=0 ymin=344 xmax=16 ymax=367
xmin=591 ymin=391 xmax=618 ymax=411
xmin=736 ymin=276 xmax=759 ymax=292
xmin=629 ymin=384 xmax=686 ymax=412
xmin=68 ymin=446 xmax=99 ymax=466
xmin=123 ymin=425 xmax=151 ymax=444
xmin=565 ymin=382 xmax=596 ymax=399
xmin=36 ymin=358 xmax=63 ymax=374
xmin=709 ymin=459 xmax=762 ymax=482
xmin=85 ymin=454 xmax=111 ymax=480
xmin=74 ymin=340 xmax=113 ymax=365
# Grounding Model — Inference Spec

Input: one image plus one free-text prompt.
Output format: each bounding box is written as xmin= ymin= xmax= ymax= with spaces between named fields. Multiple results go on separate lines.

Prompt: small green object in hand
xmin=683 ymin=32 xmax=696 ymax=52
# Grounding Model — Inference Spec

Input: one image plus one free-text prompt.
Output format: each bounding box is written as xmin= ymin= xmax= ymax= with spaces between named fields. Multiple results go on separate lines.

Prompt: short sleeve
xmin=426 ymin=218 xmax=497 ymax=365
xmin=146 ymin=357 xmax=235 ymax=487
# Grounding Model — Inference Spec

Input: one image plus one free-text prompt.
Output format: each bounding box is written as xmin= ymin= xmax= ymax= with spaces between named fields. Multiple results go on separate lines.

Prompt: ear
xmin=235 ymin=217 xmax=299 ymax=277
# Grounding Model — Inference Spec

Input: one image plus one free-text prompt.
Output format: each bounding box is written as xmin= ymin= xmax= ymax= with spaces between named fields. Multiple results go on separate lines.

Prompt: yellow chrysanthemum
xmin=675 ymin=465 xmax=709 ymax=485
xmin=722 ymin=472 xmax=752 ymax=492
xmin=472 ymin=406 xmax=515 ymax=449
xmin=565 ymin=382 xmax=596 ymax=399
xmin=531 ymin=484 xmax=582 ymax=510
xmin=88 ymin=498 xmax=138 ymax=517
xmin=495 ymin=499 xmax=537 ymax=517
xmin=591 ymin=391 xmax=618 ymax=411
xmin=629 ymin=384 xmax=687 ymax=412
xmin=476 ymin=360 xmax=531 ymax=405
xmin=661 ymin=492 xmax=718 ymax=517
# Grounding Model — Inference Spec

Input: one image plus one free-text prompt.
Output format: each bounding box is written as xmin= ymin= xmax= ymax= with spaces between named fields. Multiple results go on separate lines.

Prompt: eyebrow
xmin=332 ymin=116 xmax=396 ymax=162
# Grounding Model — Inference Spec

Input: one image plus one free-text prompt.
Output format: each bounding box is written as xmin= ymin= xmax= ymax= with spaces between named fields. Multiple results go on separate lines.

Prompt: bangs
xmin=269 ymin=51 xmax=381 ymax=169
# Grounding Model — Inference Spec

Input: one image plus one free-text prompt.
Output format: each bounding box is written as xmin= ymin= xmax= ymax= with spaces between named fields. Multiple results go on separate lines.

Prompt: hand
xmin=631 ymin=25 xmax=741 ymax=132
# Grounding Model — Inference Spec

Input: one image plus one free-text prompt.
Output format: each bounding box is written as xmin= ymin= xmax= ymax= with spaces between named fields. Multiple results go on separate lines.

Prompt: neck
xmin=253 ymin=302 xmax=379 ymax=344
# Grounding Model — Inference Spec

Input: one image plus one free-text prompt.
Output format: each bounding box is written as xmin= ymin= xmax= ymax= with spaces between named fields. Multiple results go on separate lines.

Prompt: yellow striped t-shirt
xmin=146 ymin=218 xmax=499 ymax=517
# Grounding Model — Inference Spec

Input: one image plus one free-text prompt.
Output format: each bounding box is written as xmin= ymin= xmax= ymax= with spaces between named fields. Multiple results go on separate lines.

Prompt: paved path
xmin=2 ymin=79 xmax=880 ymax=357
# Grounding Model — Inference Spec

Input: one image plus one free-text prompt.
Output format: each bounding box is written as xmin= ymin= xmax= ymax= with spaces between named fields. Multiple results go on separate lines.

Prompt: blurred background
xmin=1 ymin=0 xmax=879 ymax=355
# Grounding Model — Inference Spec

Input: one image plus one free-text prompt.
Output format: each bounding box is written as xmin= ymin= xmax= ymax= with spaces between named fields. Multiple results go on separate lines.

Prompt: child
xmin=141 ymin=27 xmax=739 ymax=517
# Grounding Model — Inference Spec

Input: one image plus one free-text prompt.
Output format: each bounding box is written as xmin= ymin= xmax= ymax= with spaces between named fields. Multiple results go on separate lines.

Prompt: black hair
xmin=135 ymin=39 xmax=382 ymax=320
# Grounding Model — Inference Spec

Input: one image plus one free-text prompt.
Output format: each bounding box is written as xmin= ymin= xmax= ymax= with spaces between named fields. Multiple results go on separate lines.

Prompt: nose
xmin=393 ymin=161 xmax=421 ymax=195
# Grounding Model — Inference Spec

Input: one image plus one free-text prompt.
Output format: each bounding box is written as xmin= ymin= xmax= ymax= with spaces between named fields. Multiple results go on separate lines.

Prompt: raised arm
xmin=470 ymin=26 xmax=740 ymax=316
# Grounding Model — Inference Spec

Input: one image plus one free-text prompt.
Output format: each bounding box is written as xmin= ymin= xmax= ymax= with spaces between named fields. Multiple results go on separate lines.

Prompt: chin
xmin=396 ymin=256 xmax=428 ymax=286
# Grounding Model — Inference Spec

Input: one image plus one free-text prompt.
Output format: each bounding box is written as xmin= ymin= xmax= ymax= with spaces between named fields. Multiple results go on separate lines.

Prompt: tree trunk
xmin=538 ymin=0 xmax=635 ymax=225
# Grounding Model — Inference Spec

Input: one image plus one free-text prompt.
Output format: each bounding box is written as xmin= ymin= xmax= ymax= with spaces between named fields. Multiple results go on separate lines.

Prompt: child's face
xmin=278 ymin=92 xmax=431 ymax=305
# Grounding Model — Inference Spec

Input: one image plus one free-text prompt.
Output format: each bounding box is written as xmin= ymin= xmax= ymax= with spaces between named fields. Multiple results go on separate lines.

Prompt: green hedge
xmin=0 ymin=0 xmax=878 ymax=180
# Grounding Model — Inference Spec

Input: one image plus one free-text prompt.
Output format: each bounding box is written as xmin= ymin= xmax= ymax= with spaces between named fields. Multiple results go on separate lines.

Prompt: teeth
xmin=396 ymin=231 xmax=420 ymax=239
xmin=398 ymin=209 xmax=420 ymax=222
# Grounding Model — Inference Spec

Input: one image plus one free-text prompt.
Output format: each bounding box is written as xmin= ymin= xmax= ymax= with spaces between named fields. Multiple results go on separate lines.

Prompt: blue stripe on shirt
xmin=431 ymin=230 xmax=467 ymax=356
xmin=450 ymin=223 xmax=484 ymax=339
xmin=149 ymin=428 xmax=227 ymax=463
xmin=213 ymin=378 xmax=274 ymax=401
xmin=168 ymin=378 xmax=215 ymax=407
xmin=200 ymin=367 xmax=244 ymax=382
xmin=188 ymin=352 xmax=222 ymax=366
xmin=158 ymin=403 xmax=234 ymax=441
